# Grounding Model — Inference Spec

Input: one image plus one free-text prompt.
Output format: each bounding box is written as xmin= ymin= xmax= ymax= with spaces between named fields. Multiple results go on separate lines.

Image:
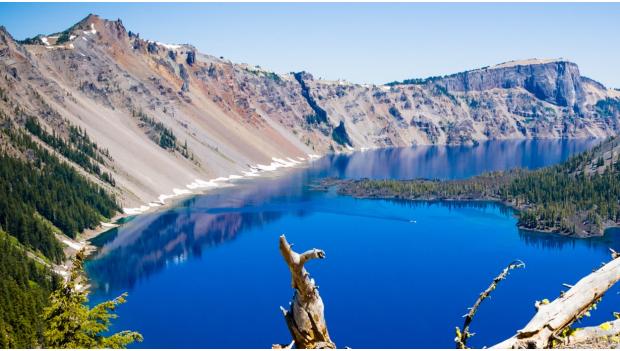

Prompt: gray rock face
xmin=179 ymin=64 xmax=190 ymax=92
xmin=186 ymin=50 xmax=195 ymax=66
xmin=168 ymin=50 xmax=176 ymax=61
xmin=436 ymin=61 xmax=584 ymax=108
xmin=147 ymin=42 xmax=158 ymax=54
xmin=132 ymin=38 xmax=144 ymax=51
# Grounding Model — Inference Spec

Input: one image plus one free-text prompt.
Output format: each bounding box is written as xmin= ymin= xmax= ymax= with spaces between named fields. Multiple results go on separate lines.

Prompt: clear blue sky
xmin=1 ymin=3 xmax=618 ymax=87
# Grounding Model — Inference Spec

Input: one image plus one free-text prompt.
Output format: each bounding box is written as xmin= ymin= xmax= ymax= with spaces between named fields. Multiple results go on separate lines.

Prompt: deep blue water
xmin=86 ymin=139 xmax=620 ymax=349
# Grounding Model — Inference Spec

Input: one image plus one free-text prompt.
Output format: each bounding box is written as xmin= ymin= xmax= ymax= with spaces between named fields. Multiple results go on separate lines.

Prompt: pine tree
xmin=42 ymin=251 xmax=142 ymax=348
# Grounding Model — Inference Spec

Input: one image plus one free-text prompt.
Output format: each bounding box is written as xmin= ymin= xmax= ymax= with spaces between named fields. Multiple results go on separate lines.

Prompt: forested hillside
xmin=0 ymin=119 xmax=119 ymax=262
xmin=0 ymin=230 xmax=61 ymax=348
xmin=329 ymin=136 xmax=620 ymax=237
xmin=0 ymin=116 xmax=120 ymax=347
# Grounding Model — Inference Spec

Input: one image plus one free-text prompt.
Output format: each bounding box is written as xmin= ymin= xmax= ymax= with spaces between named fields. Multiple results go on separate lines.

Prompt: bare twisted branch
xmin=456 ymin=260 xmax=525 ymax=349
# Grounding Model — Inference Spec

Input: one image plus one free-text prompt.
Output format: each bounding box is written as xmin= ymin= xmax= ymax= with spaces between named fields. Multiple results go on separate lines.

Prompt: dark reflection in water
xmin=86 ymin=139 xmax=609 ymax=348
xmin=389 ymin=198 xmax=513 ymax=214
xmin=519 ymin=227 xmax=620 ymax=252
xmin=309 ymin=138 xmax=595 ymax=180
xmin=90 ymin=199 xmax=522 ymax=292
xmin=88 ymin=202 xmax=285 ymax=291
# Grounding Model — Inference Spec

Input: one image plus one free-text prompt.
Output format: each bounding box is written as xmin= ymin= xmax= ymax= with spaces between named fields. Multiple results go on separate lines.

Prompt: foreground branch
xmin=277 ymin=235 xmax=335 ymax=349
xmin=456 ymin=260 xmax=525 ymax=349
xmin=493 ymin=253 xmax=620 ymax=348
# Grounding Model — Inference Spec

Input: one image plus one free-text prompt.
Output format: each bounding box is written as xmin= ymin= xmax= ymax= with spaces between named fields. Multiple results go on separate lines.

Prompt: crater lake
xmin=86 ymin=139 xmax=620 ymax=348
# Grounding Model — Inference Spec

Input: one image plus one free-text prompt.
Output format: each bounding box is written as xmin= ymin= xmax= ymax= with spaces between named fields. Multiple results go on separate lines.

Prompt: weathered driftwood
xmin=277 ymin=235 xmax=336 ymax=349
xmin=456 ymin=260 xmax=525 ymax=349
xmin=493 ymin=253 xmax=620 ymax=348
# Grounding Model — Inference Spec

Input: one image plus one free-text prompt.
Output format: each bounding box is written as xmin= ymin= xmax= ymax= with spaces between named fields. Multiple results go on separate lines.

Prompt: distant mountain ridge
xmin=1 ymin=14 xmax=620 ymax=208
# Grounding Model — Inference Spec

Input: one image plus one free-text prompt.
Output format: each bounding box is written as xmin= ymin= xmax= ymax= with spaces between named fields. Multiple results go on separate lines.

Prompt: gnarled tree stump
xmin=278 ymin=235 xmax=335 ymax=349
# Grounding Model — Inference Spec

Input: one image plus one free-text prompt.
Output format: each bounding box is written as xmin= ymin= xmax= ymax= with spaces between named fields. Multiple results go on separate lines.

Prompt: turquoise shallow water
xmin=86 ymin=139 xmax=620 ymax=348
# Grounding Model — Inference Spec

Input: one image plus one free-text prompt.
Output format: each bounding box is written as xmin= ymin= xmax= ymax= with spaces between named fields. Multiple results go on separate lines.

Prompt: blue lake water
xmin=85 ymin=139 xmax=620 ymax=348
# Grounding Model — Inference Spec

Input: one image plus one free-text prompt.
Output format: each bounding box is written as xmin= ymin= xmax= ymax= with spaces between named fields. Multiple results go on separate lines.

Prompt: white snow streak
xmin=123 ymin=154 xmax=322 ymax=216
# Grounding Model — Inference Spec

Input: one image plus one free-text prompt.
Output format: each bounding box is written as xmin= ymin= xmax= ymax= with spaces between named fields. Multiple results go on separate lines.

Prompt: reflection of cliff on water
xmin=86 ymin=139 xmax=597 ymax=293
xmin=518 ymin=228 xmax=620 ymax=252
xmin=310 ymin=139 xmax=597 ymax=181
xmin=86 ymin=166 xmax=326 ymax=293
xmin=86 ymin=203 xmax=285 ymax=292
xmin=386 ymin=198 xmax=513 ymax=216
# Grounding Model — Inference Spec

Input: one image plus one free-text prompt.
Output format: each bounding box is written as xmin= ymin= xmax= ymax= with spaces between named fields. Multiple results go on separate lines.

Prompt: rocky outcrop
xmin=186 ymin=50 xmax=195 ymax=66
xmin=435 ymin=60 xmax=585 ymax=109
xmin=147 ymin=41 xmax=158 ymax=54
xmin=331 ymin=121 xmax=352 ymax=147
xmin=168 ymin=50 xmax=176 ymax=61
xmin=179 ymin=64 xmax=190 ymax=92
xmin=0 ymin=26 xmax=13 ymax=45
xmin=293 ymin=72 xmax=329 ymax=125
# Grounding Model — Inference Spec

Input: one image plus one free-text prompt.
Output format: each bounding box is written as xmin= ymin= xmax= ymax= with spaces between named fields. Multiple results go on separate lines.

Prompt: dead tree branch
xmin=493 ymin=252 xmax=620 ymax=348
xmin=455 ymin=260 xmax=525 ymax=349
xmin=560 ymin=319 xmax=620 ymax=347
xmin=277 ymin=235 xmax=335 ymax=349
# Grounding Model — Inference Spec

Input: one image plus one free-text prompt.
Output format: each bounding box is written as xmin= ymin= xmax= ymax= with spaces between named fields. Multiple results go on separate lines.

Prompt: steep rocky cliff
xmin=1 ymin=15 xmax=619 ymax=210
xmin=436 ymin=59 xmax=586 ymax=107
